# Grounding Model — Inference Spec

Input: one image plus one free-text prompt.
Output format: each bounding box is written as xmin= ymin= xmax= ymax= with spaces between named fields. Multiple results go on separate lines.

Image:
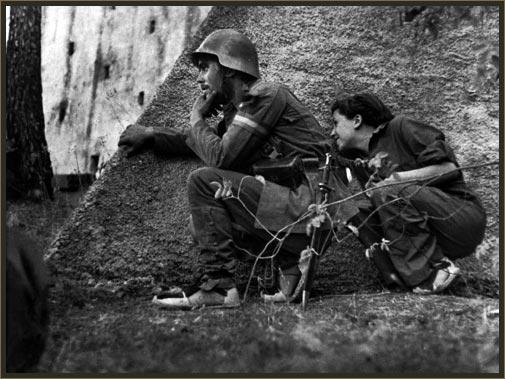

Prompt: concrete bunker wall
xmin=48 ymin=6 xmax=500 ymax=296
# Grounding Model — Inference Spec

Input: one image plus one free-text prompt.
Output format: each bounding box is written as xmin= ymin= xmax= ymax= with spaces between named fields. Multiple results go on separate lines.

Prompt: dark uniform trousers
xmin=188 ymin=166 xmax=312 ymax=290
xmin=351 ymin=182 xmax=486 ymax=286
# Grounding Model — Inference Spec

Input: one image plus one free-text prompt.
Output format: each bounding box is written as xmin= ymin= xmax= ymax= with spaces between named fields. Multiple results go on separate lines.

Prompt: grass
xmin=37 ymin=289 xmax=499 ymax=373
xmin=6 ymin=190 xmax=84 ymax=249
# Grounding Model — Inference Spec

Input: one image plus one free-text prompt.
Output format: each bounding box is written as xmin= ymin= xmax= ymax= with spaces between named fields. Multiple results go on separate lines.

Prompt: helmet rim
xmin=191 ymin=29 xmax=260 ymax=79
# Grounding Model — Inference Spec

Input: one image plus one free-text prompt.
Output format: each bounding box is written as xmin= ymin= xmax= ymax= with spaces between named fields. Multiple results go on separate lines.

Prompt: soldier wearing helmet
xmin=119 ymin=29 xmax=358 ymax=308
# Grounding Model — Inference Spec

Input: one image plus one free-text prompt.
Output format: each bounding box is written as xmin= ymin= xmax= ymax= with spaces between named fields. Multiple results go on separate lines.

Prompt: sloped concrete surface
xmin=47 ymin=6 xmax=500 ymax=297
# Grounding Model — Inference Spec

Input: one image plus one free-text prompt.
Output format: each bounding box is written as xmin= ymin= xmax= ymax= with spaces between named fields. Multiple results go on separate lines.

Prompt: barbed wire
xmin=213 ymin=160 xmax=498 ymax=302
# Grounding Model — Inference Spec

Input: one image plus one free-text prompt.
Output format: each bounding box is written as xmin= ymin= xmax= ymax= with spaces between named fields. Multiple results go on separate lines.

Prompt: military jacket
xmin=350 ymin=115 xmax=482 ymax=203
xmin=152 ymin=80 xmax=358 ymax=232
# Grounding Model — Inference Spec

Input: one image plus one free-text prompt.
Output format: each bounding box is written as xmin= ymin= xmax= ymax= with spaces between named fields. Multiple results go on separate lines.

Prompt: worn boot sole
xmin=152 ymin=288 xmax=241 ymax=310
xmin=412 ymin=262 xmax=460 ymax=295
xmin=261 ymin=291 xmax=288 ymax=303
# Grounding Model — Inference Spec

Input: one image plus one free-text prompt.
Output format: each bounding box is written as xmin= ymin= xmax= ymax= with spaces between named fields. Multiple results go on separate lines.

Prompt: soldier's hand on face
xmin=118 ymin=123 xmax=154 ymax=157
xmin=191 ymin=90 xmax=220 ymax=124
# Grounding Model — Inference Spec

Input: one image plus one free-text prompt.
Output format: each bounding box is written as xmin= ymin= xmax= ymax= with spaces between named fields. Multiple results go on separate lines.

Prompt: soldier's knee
xmin=187 ymin=167 xmax=223 ymax=203
xmin=187 ymin=167 xmax=219 ymax=187
xmin=396 ymin=184 xmax=419 ymax=198
xmin=370 ymin=183 xmax=418 ymax=205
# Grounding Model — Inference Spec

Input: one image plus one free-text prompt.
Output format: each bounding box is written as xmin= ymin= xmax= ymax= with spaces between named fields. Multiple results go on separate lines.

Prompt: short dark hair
xmin=330 ymin=92 xmax=394 ymax=128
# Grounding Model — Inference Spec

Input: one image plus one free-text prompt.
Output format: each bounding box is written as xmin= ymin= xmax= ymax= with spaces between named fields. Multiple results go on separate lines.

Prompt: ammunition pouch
xmin=252 ymin=156 xmax=306 ymax=190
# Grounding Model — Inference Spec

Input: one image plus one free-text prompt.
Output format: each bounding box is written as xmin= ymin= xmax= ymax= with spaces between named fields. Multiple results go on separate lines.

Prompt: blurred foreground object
xmin=6 ymin=227 xmax=49 ymax=372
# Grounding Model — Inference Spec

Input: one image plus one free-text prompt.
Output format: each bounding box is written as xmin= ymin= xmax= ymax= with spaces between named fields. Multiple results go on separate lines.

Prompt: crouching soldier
xmin=119 ymin=29 xmax=358 ymax=308
xmin=330 ymin=92 xmax=486 ymax=294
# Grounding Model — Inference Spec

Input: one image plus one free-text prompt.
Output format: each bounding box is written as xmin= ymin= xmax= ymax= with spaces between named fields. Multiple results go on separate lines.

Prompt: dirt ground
xmin=37 ymin=287 xmax=498 ymax=374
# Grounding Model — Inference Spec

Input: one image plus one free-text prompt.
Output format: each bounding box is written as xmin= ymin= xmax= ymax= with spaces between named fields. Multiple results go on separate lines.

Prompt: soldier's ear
xmin=353 ymin=114 xmax=363 ymax=128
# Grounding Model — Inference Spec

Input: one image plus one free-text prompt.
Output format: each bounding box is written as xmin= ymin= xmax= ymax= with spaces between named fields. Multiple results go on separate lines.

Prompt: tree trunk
xmin=6 ymin=6 xmax=53 ymax=200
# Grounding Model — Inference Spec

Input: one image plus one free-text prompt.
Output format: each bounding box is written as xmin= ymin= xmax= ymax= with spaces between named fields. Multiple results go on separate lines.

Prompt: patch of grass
xmin=6 ymin=189 xmax=86 ymax=251
xmin=38 ymin=288 xmax=499 ymax=373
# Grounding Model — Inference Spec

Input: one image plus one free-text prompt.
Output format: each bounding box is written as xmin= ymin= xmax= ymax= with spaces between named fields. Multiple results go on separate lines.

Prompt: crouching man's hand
xmin=118 ymin=123 xmax=154 ymax=157
xmin=365 ymin=174 xmax=402 ymax=198
xmin=190 ymin=90 xmax=221 ymax=125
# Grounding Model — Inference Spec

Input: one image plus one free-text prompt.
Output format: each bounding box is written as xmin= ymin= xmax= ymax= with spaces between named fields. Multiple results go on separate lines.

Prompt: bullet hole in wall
xmin=59 ymin=99 xmax=68 ymax=123
xmin=404 ymin=6 xmax=426 ymax=22
xmin=138 ymin=91 xmax=145 ymax=106
xmin=90 ymin=154 xmax=100 ymax=175
xmin=149 ymin=19 xmax=156 ymax=34
xmin=104 ymin=65 xmax=110 ymax=79
xmin=68 ymin=41 xmax=75 ymax=56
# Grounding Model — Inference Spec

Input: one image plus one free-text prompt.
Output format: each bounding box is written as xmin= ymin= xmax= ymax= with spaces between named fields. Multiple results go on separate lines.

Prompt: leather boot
xmin=153 ymin=287 xmax=240 ymax=309
xmin=278 ymin=265 xmax=302 ymax=297
xmin=365 ymin=244 xmax=406 ymax=289
xmin=261 ymin=264 xmax=301 ymax=303
xmin=189 ymin=206 xmax=237 ymax=291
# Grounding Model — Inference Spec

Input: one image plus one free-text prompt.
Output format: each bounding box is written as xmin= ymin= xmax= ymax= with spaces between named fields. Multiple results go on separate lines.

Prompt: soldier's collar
xmin=372 ymin=121 xmax=388 ymax=135
xmin=223 ymin=102 xmax=237 ymax=114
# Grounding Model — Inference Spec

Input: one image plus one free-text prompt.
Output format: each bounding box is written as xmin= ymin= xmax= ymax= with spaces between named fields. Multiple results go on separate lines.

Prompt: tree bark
xmin=6 ymin=6 xmax=53 ymax=200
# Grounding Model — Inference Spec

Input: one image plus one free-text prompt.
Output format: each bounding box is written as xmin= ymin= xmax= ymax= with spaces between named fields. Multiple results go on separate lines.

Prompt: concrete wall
xmin=41 ymin=6 xmax=211 ymax=175
xmin=48 ymin=6 xmax=500 ymax=297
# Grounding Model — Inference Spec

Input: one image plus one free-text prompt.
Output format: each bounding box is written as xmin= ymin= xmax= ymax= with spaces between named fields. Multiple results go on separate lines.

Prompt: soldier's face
xmin=196 ymin=57 xmax=225 ymax=99
xmin=331 ymin=110 xmax=360 ymax=152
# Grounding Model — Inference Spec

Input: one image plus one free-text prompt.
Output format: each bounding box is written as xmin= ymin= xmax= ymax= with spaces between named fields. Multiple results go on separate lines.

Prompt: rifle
xmin=287 ymin=152 xmax=333 ymax=310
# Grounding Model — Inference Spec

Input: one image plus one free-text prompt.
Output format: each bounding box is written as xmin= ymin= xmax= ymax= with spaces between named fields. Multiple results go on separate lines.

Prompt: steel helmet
xmin=191 ymin=29 xmax=260 ymax=79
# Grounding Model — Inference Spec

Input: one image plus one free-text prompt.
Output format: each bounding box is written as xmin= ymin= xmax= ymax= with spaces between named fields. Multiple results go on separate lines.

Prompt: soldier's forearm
xmin=151 ymin=128 xmax=196 ymax=157
xmin=384 ymin=161 xmax=459 ymax=186
xmin=186 ymin=119 xmax=225 ymax=166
